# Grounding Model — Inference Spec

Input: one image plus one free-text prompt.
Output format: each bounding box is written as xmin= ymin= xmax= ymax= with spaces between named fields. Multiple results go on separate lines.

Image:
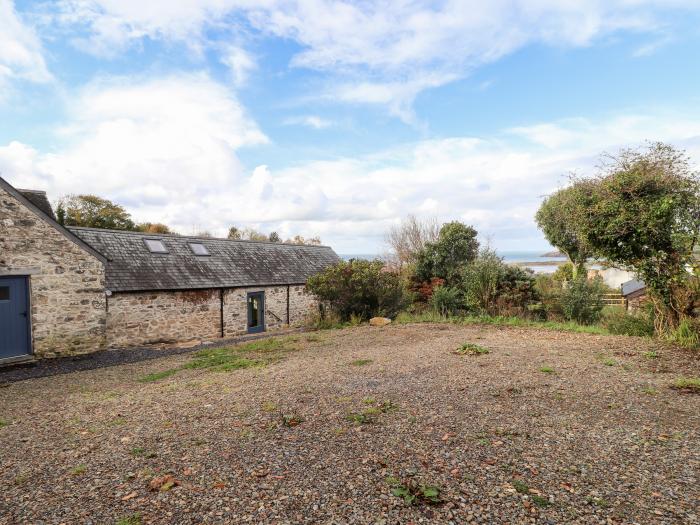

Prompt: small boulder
xmin=369 ymin=317 xmax=392 ymax=327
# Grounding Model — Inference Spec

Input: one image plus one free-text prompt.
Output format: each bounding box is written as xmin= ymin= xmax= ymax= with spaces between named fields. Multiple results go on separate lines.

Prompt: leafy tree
xmin=535 ymin=185 xmax=591 ymax=277
xmin=286 ymin=235 xmax=322 ymax=245
xmin=240 ymin=228 xmax=268 ymax=241
xmin=56 ymin=194 xmax=136 ymax=230
xmin=576 ymin=143 xmax=700 ymax=332
xmin=306 ymin=259 xmax=409 ymax=321
xmin=386 ymin=215 xmax=440 ymax=268
xmin=137 ymin=222 xmax=172 ymax=234
xmin=268 ymin=231 xmax=281 ymax=242
xmin=415 ymin=221 xmax=479 ymax=284
xmin=228 ymin=226 xmax=242 ymax=239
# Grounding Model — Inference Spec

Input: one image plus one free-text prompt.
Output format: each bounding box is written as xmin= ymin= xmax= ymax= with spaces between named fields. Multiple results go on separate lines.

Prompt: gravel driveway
xmin=0 ymin=323 xmax=698 ymax=524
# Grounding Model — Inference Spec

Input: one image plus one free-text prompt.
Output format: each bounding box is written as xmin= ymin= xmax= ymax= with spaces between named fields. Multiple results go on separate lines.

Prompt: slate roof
xmin=68 ymin=227 xmax=340 ymax=292
xmin=17 ymin=189 xmax=55 ymax=220
xmin=621 ymin=279 xmax=646 ymax=297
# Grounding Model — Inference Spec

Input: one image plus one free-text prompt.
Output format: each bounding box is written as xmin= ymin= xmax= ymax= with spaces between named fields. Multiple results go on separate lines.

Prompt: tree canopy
xmin=536 ymin=142 xmax=700 ymax=332
xmin=56 ymin=194 xmax=136 ymax=231
xmin=535 ymin=185 xmax=591 ymax=277
xmin=415 ymin=221 xmax=479 ymax=284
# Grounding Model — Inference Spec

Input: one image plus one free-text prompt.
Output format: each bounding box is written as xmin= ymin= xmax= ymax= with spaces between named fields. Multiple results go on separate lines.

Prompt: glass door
xmin=247 ymin=291 xmax=265 ymax=333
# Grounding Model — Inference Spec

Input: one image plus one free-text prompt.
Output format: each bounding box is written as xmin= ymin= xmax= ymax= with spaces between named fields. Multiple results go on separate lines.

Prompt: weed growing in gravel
xmin=137 ymin=369 xmax=179 ymax=383
xmin=601 ymin=357 xmax=617 ymax=366
xmin=347 ymin=411 xmax=374 ymax=424
xmin=130 ymin=447 xmax=157 ymax=458
xmin=261 ymin=401 xmax=277 ymax=412
xmin=350 ymin=359 xmax=373 ymax=366
xmin=643 ymin=350 xmax=659 ymax=359
xmin=385 ymin=477 xmax=443 ymax=506
xmin=642 ymin=386 xmax=658 ymax=395
xmin=531 ymin=494 xmax=552 ymax=508
xmin=378 ymin=400 xmax=399 ymax=413
xmin=512 ymin=480 xmax=530 ymax=494
xmin=539 ymin=366 xmax=555 ymax=374
xmin=455 ymin=343 xmax=489 ymax=355
xmin=670 ymin=377 xmax=700 ymax=393
xmin=70 ymin=464 xmax=87 ymax=476
xmin=362 ymin=397 xmax=376 ymax=404
xmin=586 ymin=496 xmax=610 ymax=508
xmin=115 ymin=514 xmax=142 ymax=525
xmin=281 ymin=413 xmax=304 ymax=427
xmin=185 ymin=348 xmax=262 ymax=372
xmin=0 ymin=418 xmax=7 ymax=429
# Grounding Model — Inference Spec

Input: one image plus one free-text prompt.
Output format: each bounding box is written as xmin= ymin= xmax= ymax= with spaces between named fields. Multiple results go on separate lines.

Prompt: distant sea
xmin=340 ymin=250 xmax=567 ymax=274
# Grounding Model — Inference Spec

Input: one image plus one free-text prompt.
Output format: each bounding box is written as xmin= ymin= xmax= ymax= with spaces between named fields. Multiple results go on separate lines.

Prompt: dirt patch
xmin=0 ymin=324 xmax=698 ymax=524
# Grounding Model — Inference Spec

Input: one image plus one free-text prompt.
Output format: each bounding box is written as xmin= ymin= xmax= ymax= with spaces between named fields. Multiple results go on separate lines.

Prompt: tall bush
xmin=461 ymin=249 xmax=539 ymax=315
xmin=560 ymin=277 xmax=605 ymax=324
xmin=306 ymin=259 xmax=409 ymax=321
xmin=430 ymin=286 xmax=463 ymax=317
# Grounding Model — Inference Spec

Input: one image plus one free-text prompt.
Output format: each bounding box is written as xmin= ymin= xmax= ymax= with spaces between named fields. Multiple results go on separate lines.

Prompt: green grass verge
xmin=137 ymin=335 xmax=302 ymax=380
xmin=394 ymin=311 xmax=610 ymax=335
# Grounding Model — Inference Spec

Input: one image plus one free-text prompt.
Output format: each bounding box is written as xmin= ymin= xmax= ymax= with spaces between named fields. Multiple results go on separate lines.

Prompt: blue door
xmin=247 ymin=291 xmax=265 ymax=334
xmin=0 ymin=276 xmax=31 ymax=360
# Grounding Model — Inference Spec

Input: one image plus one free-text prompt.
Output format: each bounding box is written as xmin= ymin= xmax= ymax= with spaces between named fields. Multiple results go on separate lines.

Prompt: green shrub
xmin=461 ymin=248 xmax=539 ymax=316
xmin=307 ymin=259 xmax=409 ymax=321
xmin=602 ymin=309 xmax=654 ymax=337
xmin=667 ymin=318 xmax=700 ymax=348
xmin=552 ymin=262 xmax=574 ymax=282
xmin=560 ymin=277 xmax=605 ymax=324
xmin=430 ymin=286 xmax=463 ymax=316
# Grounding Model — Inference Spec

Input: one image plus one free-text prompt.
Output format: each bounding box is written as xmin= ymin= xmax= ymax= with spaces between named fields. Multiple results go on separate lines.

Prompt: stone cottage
xmin=0 ymin=176 xmax=339 ymax=364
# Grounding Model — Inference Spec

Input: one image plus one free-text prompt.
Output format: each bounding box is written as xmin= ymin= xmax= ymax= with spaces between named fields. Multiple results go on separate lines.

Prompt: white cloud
xmin=46 ymin=1 xmax=700 ymax=118
xmin=2 ymin=77 xmax=700 ymax=251
xmin=284 ymin=115 xmax=333 ymax=129
xmin=0 ymin=0 xmax=52 ymax=96
xmin=219 ymin=44 xmax=256 ymax=86
xmin=0 ymin=73 xmax=267 ymax=228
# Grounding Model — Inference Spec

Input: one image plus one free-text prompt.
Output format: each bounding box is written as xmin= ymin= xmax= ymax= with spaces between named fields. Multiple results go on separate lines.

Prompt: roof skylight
xmin=189 ymin=242 xmax=210 ymax=256
xmin=144 ymin=238 xmax=168 ymax=253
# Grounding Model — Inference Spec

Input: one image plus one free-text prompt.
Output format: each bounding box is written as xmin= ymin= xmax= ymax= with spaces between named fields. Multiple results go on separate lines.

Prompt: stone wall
xmin=223 ymin=286 xmax=288 ymax=337
xmin=106 ymin=289 xmax=221 ymax=347
xmin=107 ymin=285 xmax=319 ymax=347
xmin=288 ymin=285 xmax=319 ymax=326
xmin=0 ymin=186 xmax=107 ymax=358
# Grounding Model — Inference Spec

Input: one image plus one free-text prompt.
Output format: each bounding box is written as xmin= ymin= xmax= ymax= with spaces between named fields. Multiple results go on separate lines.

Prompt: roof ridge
xmin=66 ymin=226 xmax=331 ymax=248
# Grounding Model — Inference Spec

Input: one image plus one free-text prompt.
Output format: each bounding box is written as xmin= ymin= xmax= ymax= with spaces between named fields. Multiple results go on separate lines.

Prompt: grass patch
xmin=184 ymin=349 xmax=261 ymax=372
xmin=600 ymin=357 xmax=617 ymax=366
xmin=643 ymin=350 xmax=659 ymax=359
xmin=539 ymin=366 xmax=555 ymax=374
xmin=350 ymin=359 xmax=373 ymax=366
xmin=670 ymin=377 xmax=700 ymax=393
xmin=137 ymin=369 xmax=179 ymax=383
xmin=115 ymin=514 xmax=142 ymax=525
xmin=455 ymin=342 xmax=489 ymax=355
xmin=512 ymin=479 xmax=529 ymax=494
xmin=395 ymin=311 xmax=610 ymax=335
xmin=0 ymin=418 xmax=7 ymax=429
xmin=70 ymin=464 xmax=87 ymax=476
xmin=642 ymin=386 xmax=658 ymax=396
xmin=140 ymin=335 xmax=302 ymax=379
xmin=531 ymin=494 xmax=552 ymax=508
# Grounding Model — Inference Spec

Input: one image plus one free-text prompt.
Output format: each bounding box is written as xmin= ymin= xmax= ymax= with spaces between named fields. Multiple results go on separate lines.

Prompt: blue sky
xmin=2 ymin=1 xmax=700 ymax=254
